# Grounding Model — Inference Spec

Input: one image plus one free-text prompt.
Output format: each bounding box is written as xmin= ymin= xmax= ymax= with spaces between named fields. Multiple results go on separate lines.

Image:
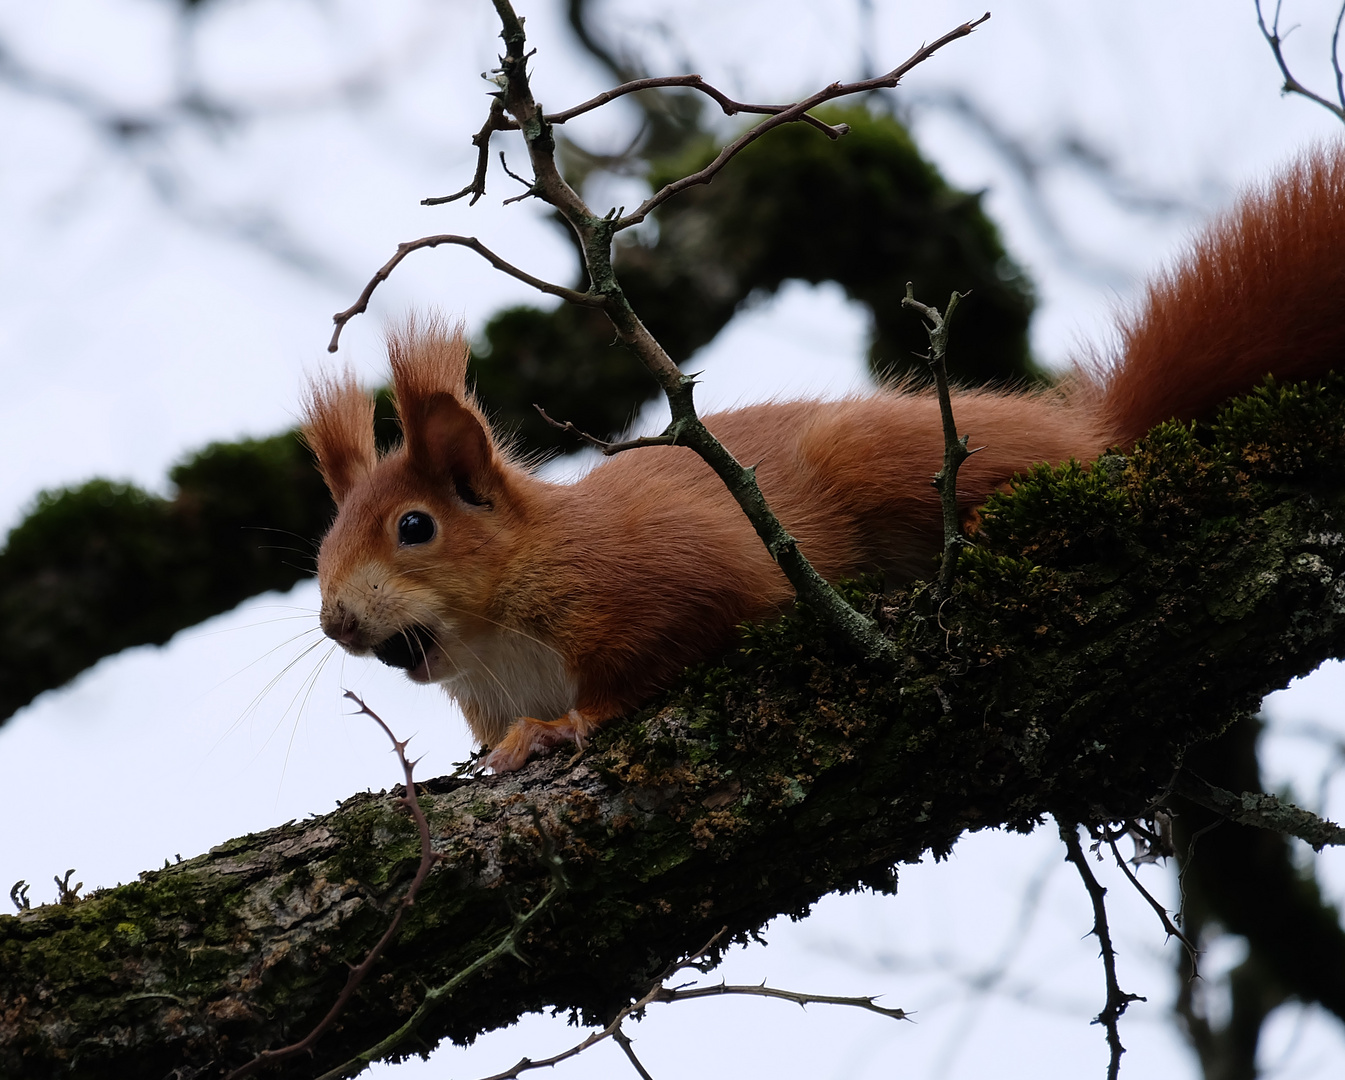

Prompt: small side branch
xmin=1102 ymin=833 xmax=1198 ymax=978
xmin=223 ymin=692 xmax=438 ymax=1080
xmin=654 ymin=981 xmax=909 ymax=1020
xmin=422 ymin=97 xmax=513 ymax=206
xmin=535 ymin=405 xmax=677 ymax=454
xmin=461 ymin=928 xmax=907 ymax=1080
xmin=902 ymin=285 xmax=973 ymax=594
xmin=329 ymin=234 xmax=601 ymax=352
xmin=1059 ymin=820 xmax=1145 ymax=1080
xmin=1174 ymin=772 xmax=1345 ymax=850
xmin=1255 ymin=0 xmax=1345 ymax=123
xmin=315 ymin=882 xmax=563 ymax=1080
xmin=618 ymin=13 xmax=991 ymax=229
xmin=544 ymin=74 xmax=848 ymax=138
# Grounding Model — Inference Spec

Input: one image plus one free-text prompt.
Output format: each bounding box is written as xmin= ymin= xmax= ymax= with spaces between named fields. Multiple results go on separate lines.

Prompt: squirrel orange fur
xmin=305 ymin=145 xmax=1345 ymax=772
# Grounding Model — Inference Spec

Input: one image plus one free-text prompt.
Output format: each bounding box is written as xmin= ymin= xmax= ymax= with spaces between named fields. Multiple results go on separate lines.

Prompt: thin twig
xmin=611 ymin=1027 xmax=657 ymax=1080
xmin=1102 ymin=834 xmax=1199 ymax=978
xmin=1334 ymin=1 xmax=1345 ymax=115
xmin=315 ymin=882 xmax=565 ymax=1080
xmin=617 ymin=13 xmax=991 ymax=229
xmin=223 ymin=691 xmax=438 ymax=1080
xmin=460 ymin=926 xmax=908 ymax=1080
xmin=542 ymin=73 xmax=847 ymax=138
xmin=534 ymin=404 xmax=677 ymax=454
xmin=654 ymin=981 xmax=910 ymax=1020
xmin=465 ymin=929 xmax=729 ymax=1080
xmin=1058 ymin=820 xmax=1144 ymax=1080
xmin=1173 ymin=771 xmax=1345 ymax=850
xmin=329 ymin=234 xmax=600 ymax=351
xmin=1256 ymin=0 xmax=1345 ymax=123
xmin=422 ymin=96 xmax=512 ymax=206
xmin=902 ymin=284 xmax=974 ymax=595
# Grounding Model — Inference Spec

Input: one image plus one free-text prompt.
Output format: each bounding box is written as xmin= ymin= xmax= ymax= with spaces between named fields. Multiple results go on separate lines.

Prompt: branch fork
xmin=326 ymin=0 xmax=997 ymax=666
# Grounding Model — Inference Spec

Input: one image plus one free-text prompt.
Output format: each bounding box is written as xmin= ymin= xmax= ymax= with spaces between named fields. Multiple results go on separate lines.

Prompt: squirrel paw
xmin=483 ymin=709 xmax=599 ymax=773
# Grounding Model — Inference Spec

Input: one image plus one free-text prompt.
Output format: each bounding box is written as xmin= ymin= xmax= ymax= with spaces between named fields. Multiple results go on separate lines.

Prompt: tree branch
xmin=1256 ymin=0 xmax=1345 ymax=123
xmin=617 ymin=13 xmax=991 ymax=229
xmin=1059 ymin=821 xmax=1145 ymax=1080
xmin=8 ymin=375 xmax=1345 ymax=1078
xmin=422 ymin=97 xmax=513 ymax=206
xmin=1173 ymin=772 xmax=1345 ymax=851
xmin=224 ymin=693 xmax=439 ymax=1080
xmin=902 ymin=285 xmax=974 ymax=594
xmin=1102 ymin=834 xmax=1198 ymax=977
xmin=469 ymin=0 xmax=910 ymax=666
xmin=542 ymin=74 xmax=848 ymax=138
xmin=328 ymin=234 xmax=601 ymax=353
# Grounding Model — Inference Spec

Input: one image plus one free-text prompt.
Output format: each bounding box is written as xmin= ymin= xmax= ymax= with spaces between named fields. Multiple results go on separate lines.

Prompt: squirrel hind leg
xmin=483 ymin=709 xmax=601 ymax=773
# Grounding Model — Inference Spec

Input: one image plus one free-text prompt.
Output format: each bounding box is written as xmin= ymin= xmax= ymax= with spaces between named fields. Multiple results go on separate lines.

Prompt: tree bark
xmin=4 ymin=376 xmax=1345 ymax=1079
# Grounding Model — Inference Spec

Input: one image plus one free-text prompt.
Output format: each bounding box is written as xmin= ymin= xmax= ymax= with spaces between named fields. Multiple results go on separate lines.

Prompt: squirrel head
xmin=303 ymin=317 xmax=529 ymax=683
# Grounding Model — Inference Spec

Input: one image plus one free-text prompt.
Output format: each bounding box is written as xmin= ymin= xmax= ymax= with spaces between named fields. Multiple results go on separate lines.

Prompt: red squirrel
xmin=306 ymin=145 xmax=1345 ymax=773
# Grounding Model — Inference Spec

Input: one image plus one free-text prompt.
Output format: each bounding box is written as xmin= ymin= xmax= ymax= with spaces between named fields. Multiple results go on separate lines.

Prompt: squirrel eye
xmin=397 ymin=511 xmax=436 ymax=546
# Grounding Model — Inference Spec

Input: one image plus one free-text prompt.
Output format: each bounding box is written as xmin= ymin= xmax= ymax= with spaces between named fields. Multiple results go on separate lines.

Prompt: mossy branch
xmin=6 ymin=376 xmax=1345 ymax=1078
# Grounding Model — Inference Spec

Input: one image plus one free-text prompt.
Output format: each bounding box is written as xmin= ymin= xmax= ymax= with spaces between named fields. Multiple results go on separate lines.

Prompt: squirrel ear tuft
xmin=389 ymin=315 xmax=503 ymax=499
xmin=405 ymin=392 xmax=498 ymax=499
xmin=302 ymin=372 xmax=376 ymax=504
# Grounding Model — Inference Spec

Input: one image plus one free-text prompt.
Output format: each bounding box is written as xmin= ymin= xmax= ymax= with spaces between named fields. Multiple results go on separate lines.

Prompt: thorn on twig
xmin=1103 ymin=832 xmax=1199 ymax=978
xmin=1059 ymin=820 xmax=1145 ymax=1080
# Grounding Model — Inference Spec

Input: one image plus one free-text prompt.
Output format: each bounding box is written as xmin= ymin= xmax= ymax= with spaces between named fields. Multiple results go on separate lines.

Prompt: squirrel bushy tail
xmin=1081 ymin=142 xmax=1345 ymax=448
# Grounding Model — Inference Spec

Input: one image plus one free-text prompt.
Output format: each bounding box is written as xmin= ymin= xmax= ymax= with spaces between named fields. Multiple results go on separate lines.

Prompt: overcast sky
xmin=2 ymin=2 xmax=1344 ymax=1077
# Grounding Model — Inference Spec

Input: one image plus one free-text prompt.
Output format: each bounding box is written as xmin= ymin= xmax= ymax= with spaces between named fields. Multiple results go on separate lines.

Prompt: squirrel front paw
xmin=483 ymin=709 xmax=599 ymax=773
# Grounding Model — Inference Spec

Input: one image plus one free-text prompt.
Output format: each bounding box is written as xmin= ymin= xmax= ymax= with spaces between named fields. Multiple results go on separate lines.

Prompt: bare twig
xmin=460 ymin=926 xmax=907 ymax=1080
xmin=542 ymin=73 xmax=848 ymax=138
xmin=1102 ymin=833 xmax=1199 ymax=978
xmin=611 ymin=1027 xmax=657 ymax=1080
xmin=1173 ymin=771 xmax=1345 ymax=850
xmin=223 ymin=691 xmax=438 ymax=1080
xmin=902 ymin=284 xmax=974 ymax=595
xmin=423 ymin=96 xmax=513 ymax=206
xmin=534 ymin=404 xmax=677 ymax=454
xmin=654 ymin=981 xmax=910 ymax=1020
xmin=328 ymin=234 xmax=600 ymax=352
xmin=8 ymin=881 xmax=30 ymax=912
xmin=1256 ymin=0 xmax=1345 ymax=123
xmin=1059 ymin=820 xmax=1145 ymax=1080
xmin=463 ymin=929 xmax=729 ymax=1080
xmin=314 ymin=881 xmax=564 ymax=1080
xmin=617 ymin=13 xmax=991 ymax=229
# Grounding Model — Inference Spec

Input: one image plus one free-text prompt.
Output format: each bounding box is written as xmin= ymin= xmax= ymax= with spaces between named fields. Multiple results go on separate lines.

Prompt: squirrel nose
xmin=321 ymin=603 xmax=363 ymax=648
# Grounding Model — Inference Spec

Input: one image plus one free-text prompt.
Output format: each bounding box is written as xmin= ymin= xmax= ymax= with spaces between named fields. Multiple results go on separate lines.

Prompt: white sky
xmin=2 ymin=1 xmax=1344 ymax=1077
